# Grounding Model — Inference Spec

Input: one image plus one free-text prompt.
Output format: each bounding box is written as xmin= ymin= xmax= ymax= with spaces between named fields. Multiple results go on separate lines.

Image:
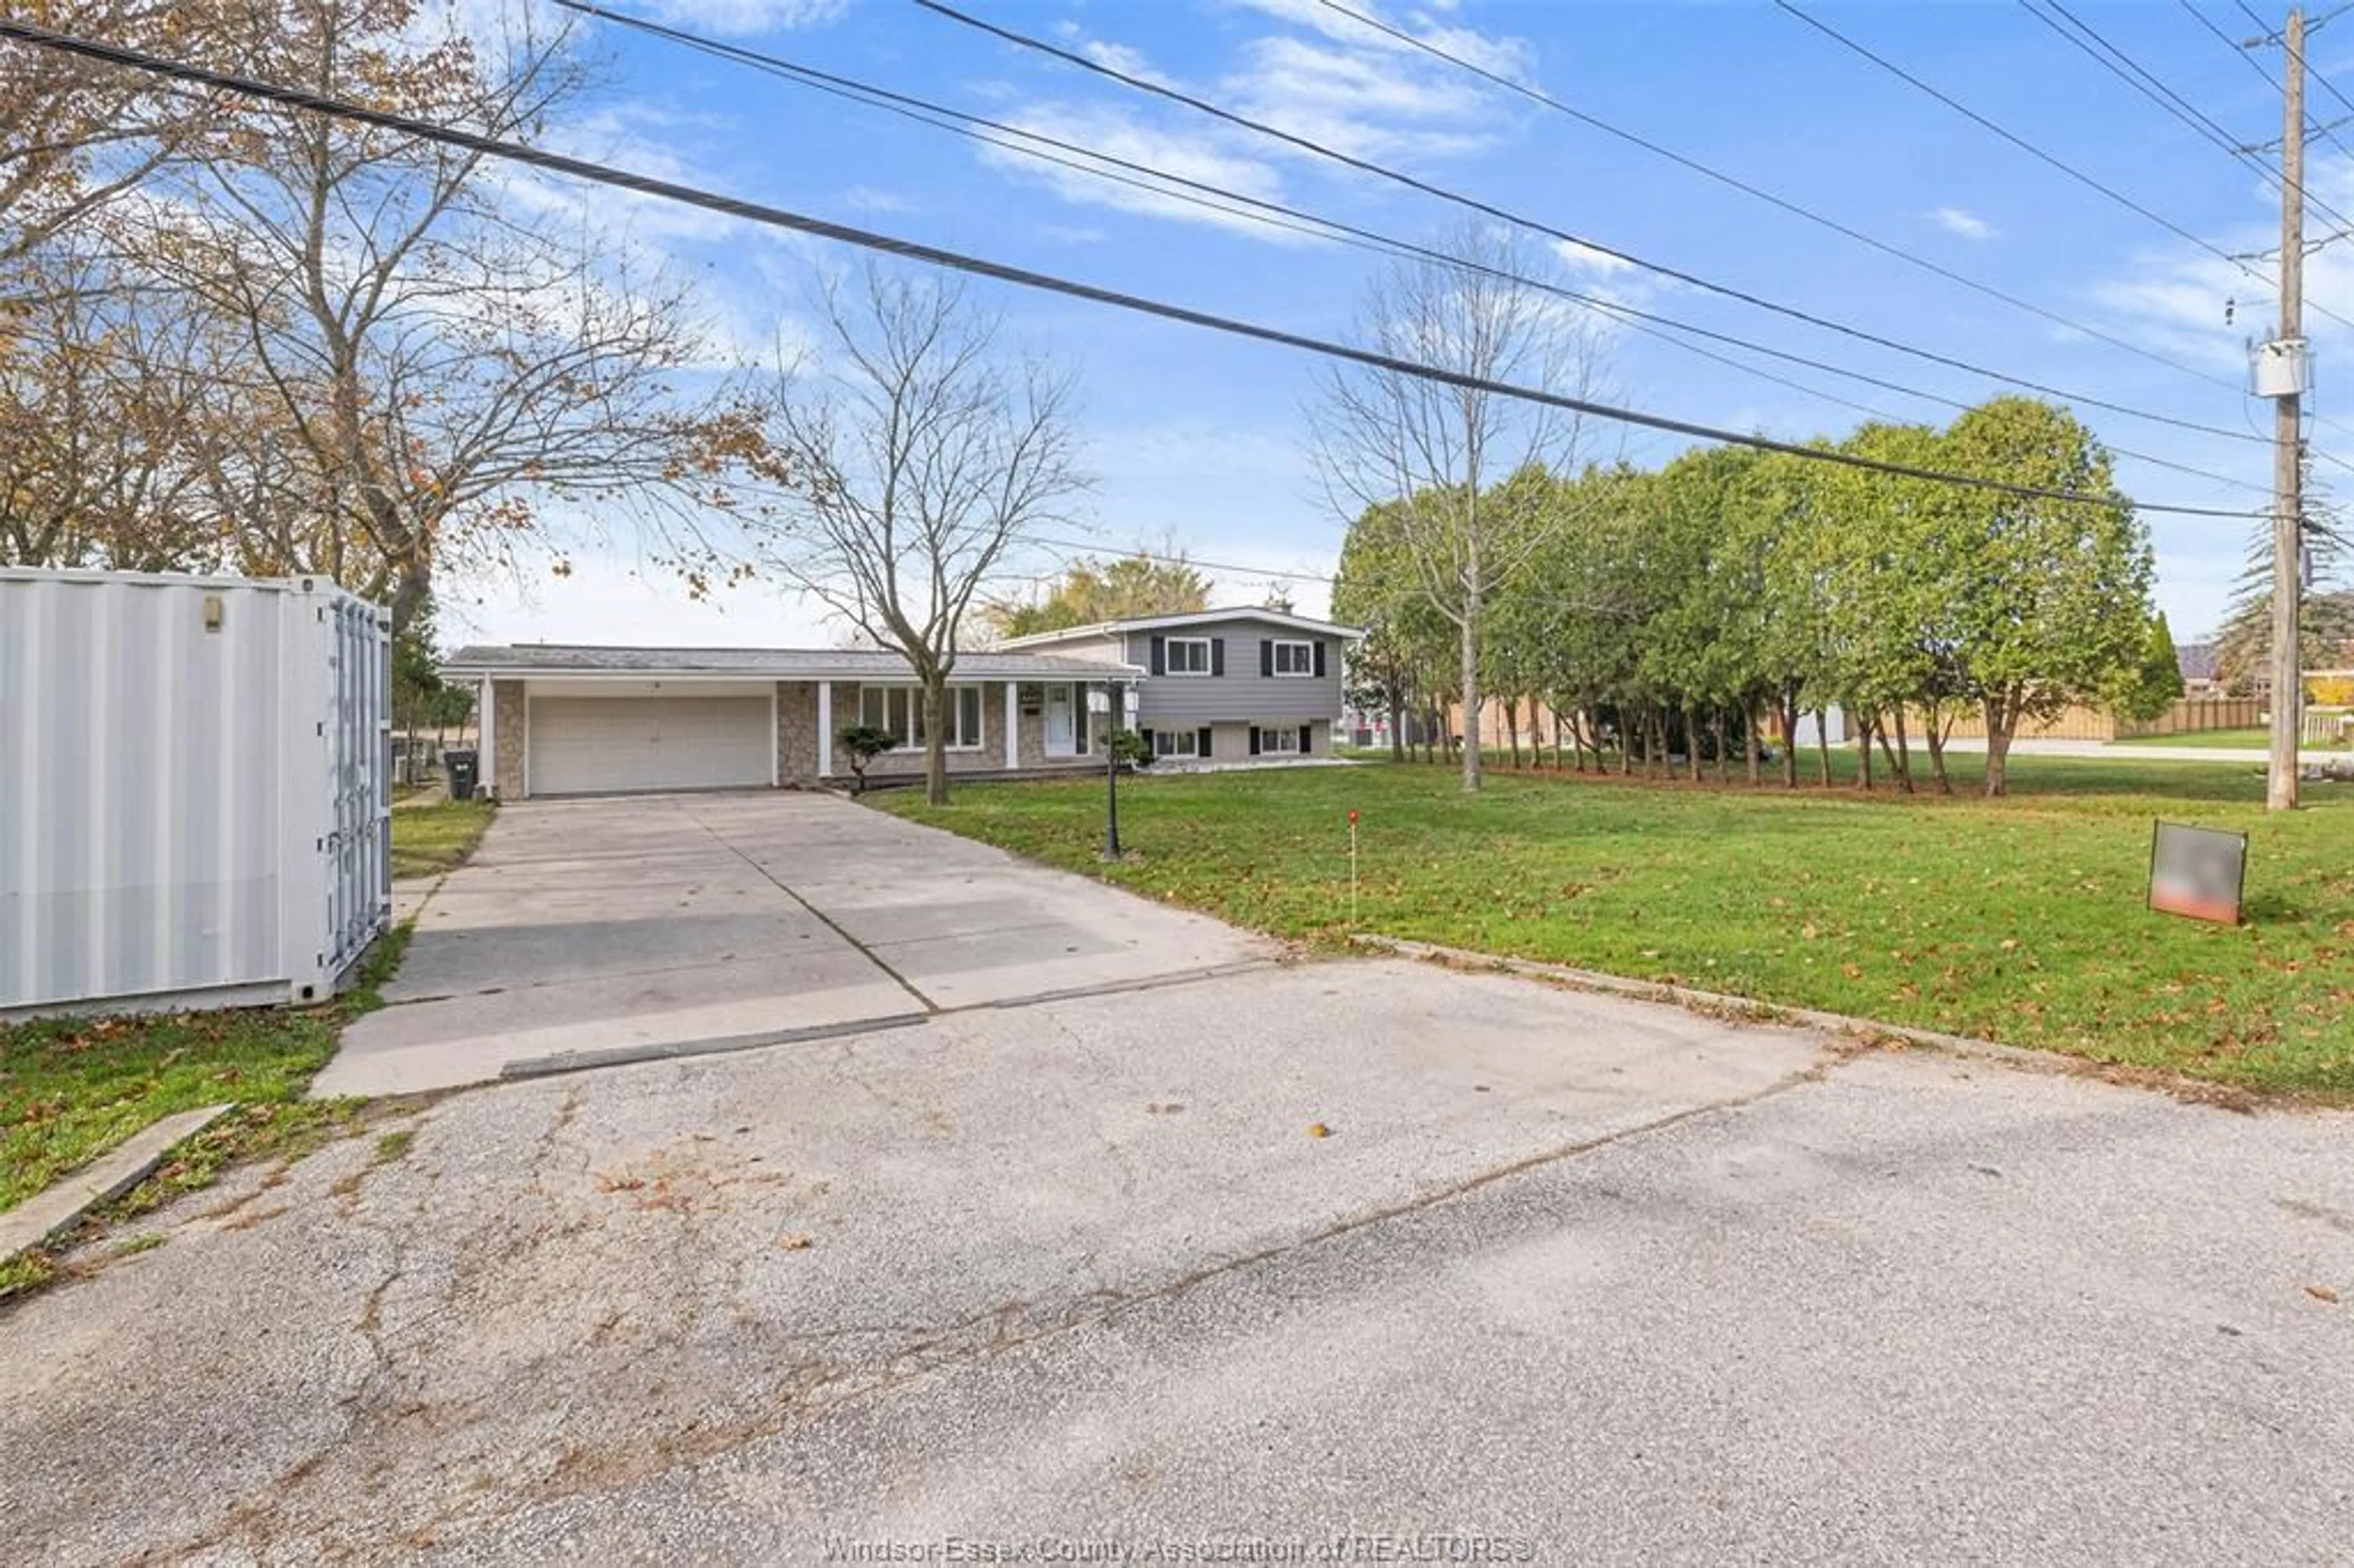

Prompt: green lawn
xmin=4 ymin=799 xmax=493 ymax=1239
xmin=879 ymin=756 xmax=2354 ymax=1098
xmin=2108 ymin=728 xmax=2271 ymax=750
xmin=2108 ymin=726 xmax=2349 ymax=752
xmin=390 ymin=798 xmax=495 ymax=879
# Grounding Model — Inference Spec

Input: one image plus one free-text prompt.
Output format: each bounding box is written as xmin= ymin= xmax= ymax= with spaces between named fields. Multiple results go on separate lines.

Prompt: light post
xmin=1090 ymin=683 xmax=1123 ymax=861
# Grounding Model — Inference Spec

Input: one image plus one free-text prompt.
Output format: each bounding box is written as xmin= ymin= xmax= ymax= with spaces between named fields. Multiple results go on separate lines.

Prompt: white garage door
xmin=528 ymin=696 xmax=772 ymax=796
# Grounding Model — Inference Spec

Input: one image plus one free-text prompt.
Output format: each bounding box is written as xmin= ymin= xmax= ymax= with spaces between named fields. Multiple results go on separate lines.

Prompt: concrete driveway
xmin=8 ymin=956 xmax=2352 ymax=1564
xmin=317 ymin=792 xmax=1273 ymax=1097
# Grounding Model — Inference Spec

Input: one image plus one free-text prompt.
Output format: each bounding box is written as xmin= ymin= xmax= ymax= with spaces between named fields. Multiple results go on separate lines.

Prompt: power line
xmin=1311 ymin=0 xmax=2257 ymax=405
xmin=0 ymin=15 xmax=2260 ymax=520
xmin=916 ymin=0 xmax=2271 ymax=420
xmin=1785 ymin=0 xmax=2354 ymax=475
xmin=2026 ymin=0 xmax=2354 ymax=329
xmin=1780 ymin=2 xmax=2264 ymax=280
xmin=2250 ymin=0 xmax=2354 ymax=124
xmin=558 ymin=0 xmax=2270 ymax=487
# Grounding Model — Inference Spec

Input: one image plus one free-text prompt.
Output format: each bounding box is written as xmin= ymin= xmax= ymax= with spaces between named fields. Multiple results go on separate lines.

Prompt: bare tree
xmin=0 ymin=1 xmax=223 ymax=294
xmin=0 ymin=244 xmax=233 ymax=570
xmin=756 ymin=262 xmax=1087 ymax=807
xmin=1311 ymin=223 xmax=1612 ymax=792
xmin=121 ymin=0 xmax=763 ymax=634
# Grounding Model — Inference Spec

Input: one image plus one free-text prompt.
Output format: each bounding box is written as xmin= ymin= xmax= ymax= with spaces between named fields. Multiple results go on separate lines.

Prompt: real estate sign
xmin=2148 ymin=821 xmax=2248 ymax=926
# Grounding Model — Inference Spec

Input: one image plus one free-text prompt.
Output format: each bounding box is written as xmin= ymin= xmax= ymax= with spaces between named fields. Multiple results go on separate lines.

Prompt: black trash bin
xmin=444 ymin=748 xmax=480 ymax=802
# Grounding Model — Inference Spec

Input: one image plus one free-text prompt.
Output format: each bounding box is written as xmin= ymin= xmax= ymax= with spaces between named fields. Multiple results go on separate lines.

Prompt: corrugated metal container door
xmin=321 ymin=588 xmax=391 ymax=986
xmin=0 ymin=570 xmax=391 ymax=1016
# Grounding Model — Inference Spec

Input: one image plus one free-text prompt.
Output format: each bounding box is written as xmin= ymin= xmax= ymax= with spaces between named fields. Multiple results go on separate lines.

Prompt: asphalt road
xmin=6 ymin=958 xmax=2350 ymax=1564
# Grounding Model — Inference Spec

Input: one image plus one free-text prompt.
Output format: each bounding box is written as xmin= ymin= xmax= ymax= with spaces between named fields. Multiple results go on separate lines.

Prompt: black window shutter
xmin=1313 ymin=641 xmax=1327 ymax=679
xmin=1197 ymin=726 xmax=1213 ymax=758
xmin=1249 ymin=726 xmax=1262 ymax=755
xmin=1259 ymin=639 xmax=1273 ymax=677
xmin=1139 ymin=726 xmax=1154 ymax=753
xmin=1299 ymin=724 xmax=1312 ymax=754
xmin=1149 ymin=636 xmax=1166 ymax=676
xmin=1211 ymin=637 xmax=1225 ymax=676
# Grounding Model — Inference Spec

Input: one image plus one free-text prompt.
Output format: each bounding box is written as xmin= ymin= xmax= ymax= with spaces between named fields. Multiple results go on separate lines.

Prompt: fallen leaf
xmin=2306 ymin=1284 xmax=2340 ymax=1304
xmin=1306 ymin=1122 xmax=1331 ymax=1139
xmin=780 ymin=1233 xmax=814 ymax=1250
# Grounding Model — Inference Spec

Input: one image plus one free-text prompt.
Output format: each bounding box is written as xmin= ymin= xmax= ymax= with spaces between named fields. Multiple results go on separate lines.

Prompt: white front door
xmin=1045 ymin=683 xmax=1076 ymax=756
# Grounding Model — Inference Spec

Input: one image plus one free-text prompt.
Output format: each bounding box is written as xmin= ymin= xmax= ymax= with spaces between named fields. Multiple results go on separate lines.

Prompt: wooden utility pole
xmin=2269 ymin=6 xmax=2307 ymax=811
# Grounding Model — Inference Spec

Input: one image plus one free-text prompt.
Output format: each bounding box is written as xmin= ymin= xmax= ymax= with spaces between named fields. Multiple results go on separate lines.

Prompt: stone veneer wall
xmin=492 ymin=680 xmax=526 ymax=797
xmin=775 ymin=681 xmax=821 ymax=787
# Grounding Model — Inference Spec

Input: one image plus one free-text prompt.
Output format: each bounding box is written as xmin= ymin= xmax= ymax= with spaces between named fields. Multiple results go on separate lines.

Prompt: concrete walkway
xmin=315 ymin=792 xmax=1273 ymax=1097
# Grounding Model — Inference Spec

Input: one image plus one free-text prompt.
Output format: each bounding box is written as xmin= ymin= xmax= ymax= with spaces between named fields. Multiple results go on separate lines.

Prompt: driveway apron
xmin=314 ymin=791 xmax=1271 ymax=1097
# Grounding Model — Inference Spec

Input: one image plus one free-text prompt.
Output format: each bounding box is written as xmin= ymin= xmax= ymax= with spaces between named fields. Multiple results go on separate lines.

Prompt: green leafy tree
xmin=981 ymin=551 xmax=1210 ymax=639
xmin=1107 ymin=728 xmax=1154 ymax=768
xmin=2211 ymin=588 xmax=2354 ymax=696
xmin=2116 ymin=611 xmax=2186 ymax=723
xmin=837 ymin=725 xmax=897 ymax=795
xmin=1939 ymin=397 xmax=2154 ymax=796
xmin=1333 ymin=495 xmax=1455 ymax=761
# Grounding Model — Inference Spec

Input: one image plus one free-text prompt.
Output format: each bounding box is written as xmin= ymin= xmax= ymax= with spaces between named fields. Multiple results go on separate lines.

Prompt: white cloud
xmin=842 ymin=185 xmax=912 ymax=213
xmin=1553 ymin=238 xmax=1636 ymax=278
xmin=986 ymin=0 xmax=1531 ymax=235
xmin=1082 ymin=39 xmax=1177 ymax=89
xmin=1223 ymin=34 xmax=1498 ymax=164
xmin=636 ymin=0 xmax=849 ymax=36
xmin=448 ymin=548 xmax=841 ymax=649
xmin=1929 ymin=205 xmax=1997 ymax=242
xmin=974 ymin=104 xmax=1314 ymax=242
xmin=1226 ymin=0 xmax=1534 ymax=83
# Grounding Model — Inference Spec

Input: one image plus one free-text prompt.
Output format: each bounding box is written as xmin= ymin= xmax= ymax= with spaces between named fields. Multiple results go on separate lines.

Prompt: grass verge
xmin=2104 ymin=726 xmax=2350 ymax=752
xmin=878 ymin=753 xmax=2354 ymax=1098
xmin=2 ymin=794 xmax=484 ymax=1298
xmin=390 ymin=797 xmax=495 ymax=879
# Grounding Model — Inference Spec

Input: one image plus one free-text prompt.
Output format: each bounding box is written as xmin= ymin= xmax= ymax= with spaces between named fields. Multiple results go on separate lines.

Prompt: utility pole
xmin=2267 ymin=6 xmax=2308 ymax=812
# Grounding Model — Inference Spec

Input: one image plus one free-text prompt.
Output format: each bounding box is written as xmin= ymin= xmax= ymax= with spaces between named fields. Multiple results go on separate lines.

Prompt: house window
xmin=1165 ymin=637 xmax=1212 ymax=676
xmin=1258 ymin=726 xmax=1301 ymax=755
xmin=1271 ymin=639 xmax=1315 ymax=676
xmin=859 ymin=685 xmax=985 ymax=750
xmin=1152 ymin=728 xmax=1199 ymax=758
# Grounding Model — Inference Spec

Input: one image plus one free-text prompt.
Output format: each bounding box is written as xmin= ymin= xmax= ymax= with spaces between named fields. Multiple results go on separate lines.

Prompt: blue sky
xmin=459 ymin=0 xmax=2351 ymax=649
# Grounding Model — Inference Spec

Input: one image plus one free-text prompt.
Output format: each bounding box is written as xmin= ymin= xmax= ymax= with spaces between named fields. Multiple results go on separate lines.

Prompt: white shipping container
xmin=1 ymin=569 xmax=392 ymax=1018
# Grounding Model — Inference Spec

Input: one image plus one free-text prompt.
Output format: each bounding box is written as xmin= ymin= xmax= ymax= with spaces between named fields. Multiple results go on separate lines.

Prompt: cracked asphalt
xmin=6 ymin=957 xmax=2352 ymax=1564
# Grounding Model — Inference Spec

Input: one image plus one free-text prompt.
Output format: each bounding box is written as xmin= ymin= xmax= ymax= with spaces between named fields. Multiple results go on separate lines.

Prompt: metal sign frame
xmin=2147 ymin=820 xmax=2249 ymax=926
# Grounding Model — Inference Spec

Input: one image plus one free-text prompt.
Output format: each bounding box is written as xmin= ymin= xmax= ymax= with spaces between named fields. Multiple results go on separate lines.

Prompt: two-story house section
xmin=994 ymin=607 xmax=1364 ymax=764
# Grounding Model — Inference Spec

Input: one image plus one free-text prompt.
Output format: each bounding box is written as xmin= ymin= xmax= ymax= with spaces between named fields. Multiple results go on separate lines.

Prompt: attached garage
xmin=527 ymin=687 xmax=773 ymax=797
xmin=446 ymin=645 xmax=1143 ymax=800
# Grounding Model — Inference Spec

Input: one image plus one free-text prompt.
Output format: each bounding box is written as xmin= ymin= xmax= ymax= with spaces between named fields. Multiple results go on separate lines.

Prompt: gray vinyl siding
xmin=1125 ymin=622 xmax=1344 ymax=729
xmin=993 ymin=631 xmax=1128 ymax=666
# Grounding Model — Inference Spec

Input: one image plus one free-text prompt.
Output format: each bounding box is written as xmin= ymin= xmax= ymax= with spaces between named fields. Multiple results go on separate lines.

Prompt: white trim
xmin=995 ymin=605 xmax=1365 ymax=649
xmin=817 ymin=680 xmax=833 ymax=778
xmin=770 ymin=683 xmax=780 ymax=788
xmin=478 ymin=676 xmax=497 ymax=799
xmin=1164 ymin=636 xmax=1214 ymax=676
xmin=858 ymin=683 xmax=988 ymax=751
xmin=441 ymin=657 xmax=1144 ymax=683
xmin=1004 ymin=681 xmax=1019 ymax=770
xmin=1270 ymin=639 xmax=1316 ymax=676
